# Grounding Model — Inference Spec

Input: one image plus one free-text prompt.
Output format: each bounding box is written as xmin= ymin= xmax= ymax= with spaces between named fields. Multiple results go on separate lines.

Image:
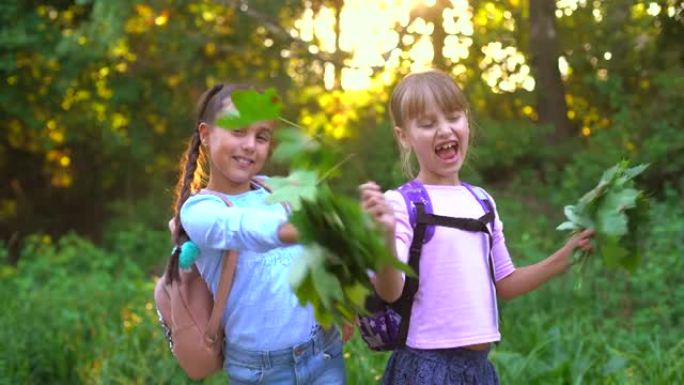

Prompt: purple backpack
xmin=356 ymin=179 xmax=496 ymax=351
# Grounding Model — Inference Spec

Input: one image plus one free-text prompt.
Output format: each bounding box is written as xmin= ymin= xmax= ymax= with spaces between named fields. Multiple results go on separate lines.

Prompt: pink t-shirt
xmin=386 ymin=184 xmax=516 ymax=349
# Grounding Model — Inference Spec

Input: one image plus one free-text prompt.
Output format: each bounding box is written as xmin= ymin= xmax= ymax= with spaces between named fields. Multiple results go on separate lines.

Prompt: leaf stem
xmin=317 ymin=153 xmax=356 ymax=184
xmin=279 ymin=117 xmax=307 ymax=131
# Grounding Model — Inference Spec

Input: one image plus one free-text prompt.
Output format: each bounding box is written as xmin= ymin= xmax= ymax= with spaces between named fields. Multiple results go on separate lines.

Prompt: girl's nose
xmin=436 ymin=121 xmax=452 ymax=137
xmin=241 ymin=135 xmax=256 ymax=152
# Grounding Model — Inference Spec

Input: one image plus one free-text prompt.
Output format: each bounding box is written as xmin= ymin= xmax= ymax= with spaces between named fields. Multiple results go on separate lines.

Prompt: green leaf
xmin=556 ymin=221 xmax=580 ymax=231
xmin=267 ymin=170 xmax=318 ymax=210
xmin=310 ymin=263 xmax=344 ymax=308
xmin=616 ymin=163 xmax=649 ymax=185
xmin=563 ymin=205 xmax=594 ymax=228
xmin=271 ymin=127 xmax=321 ymax=164
xmin=577 ymin=180 xmax=611 ymax=207
xmin=215 ymin=88 xmax=282 ymax=130
xmin=602 ymin=188 xmax=640 ymax=212
xmin=288 ymin=245 xmax=324 ymax=288
xmin=557 ymin=161 xmax=649 ymax=274
xmin=343 ymin=281 xmax=370 ymax=310
xmin=600 ymin=236 xmax=629 ymax=268
xmin=596 ymin=204 xmax=628 ymax=237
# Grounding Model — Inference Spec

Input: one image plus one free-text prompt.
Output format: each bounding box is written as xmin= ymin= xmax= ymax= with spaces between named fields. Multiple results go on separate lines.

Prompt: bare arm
xmin=359 ymin=182 xmax=404 ymax=303
xmin=496 ymin=229 xmax=594 ymax=300
xmin=374 ymin=232 xmax=404 ymax=303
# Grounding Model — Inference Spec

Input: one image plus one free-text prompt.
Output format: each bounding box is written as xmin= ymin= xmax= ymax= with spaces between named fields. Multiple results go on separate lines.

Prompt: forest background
xmin=1 ymin=0 xmax=682 ymax=383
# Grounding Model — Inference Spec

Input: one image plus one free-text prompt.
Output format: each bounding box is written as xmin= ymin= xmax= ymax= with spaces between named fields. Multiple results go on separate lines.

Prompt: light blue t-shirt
xmin=180 ymin=186 xmax=317 ymax=351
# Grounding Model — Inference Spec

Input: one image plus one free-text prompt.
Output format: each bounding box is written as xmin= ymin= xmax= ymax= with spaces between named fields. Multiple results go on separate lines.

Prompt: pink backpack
xmin=154 ymin=191 xmax=237 ymax=380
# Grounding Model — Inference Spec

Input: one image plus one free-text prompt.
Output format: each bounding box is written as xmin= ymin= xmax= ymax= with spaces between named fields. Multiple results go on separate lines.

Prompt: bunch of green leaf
xmin=267 ymin=133 xmax=411 ymax=327
xmin=557 ymin=161 xmax=649 ymax=272
xmin=286 ymin=185 xmax=410 ymax=327
xmin=215 ymin=88 xmax=411 ymax=327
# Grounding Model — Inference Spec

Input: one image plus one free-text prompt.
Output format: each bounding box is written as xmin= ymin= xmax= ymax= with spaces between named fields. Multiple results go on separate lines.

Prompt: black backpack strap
xmin=421 ymin=214 xmax=489 ymax=233
xmin=422 ymin=210 xmax=496 ymax=284
xmin=477 ymin=199 xmax=496 ymax=283
xmin=394 ymin=201 xmax=428 ymax=348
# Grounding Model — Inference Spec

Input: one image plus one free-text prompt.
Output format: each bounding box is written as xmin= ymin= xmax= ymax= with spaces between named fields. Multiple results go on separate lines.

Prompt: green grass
xmin=1 ymin=191 xmax=682 ymax=384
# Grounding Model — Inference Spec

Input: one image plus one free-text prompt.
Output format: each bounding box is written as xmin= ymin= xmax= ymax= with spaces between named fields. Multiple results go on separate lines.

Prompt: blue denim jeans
xmin=224 ymin=327 xmax=346 ymax=385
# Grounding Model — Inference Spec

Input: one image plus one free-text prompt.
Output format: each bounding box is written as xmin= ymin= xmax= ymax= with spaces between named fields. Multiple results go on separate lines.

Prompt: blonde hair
xmin=389 ymin=69 xmax=471 ymax=177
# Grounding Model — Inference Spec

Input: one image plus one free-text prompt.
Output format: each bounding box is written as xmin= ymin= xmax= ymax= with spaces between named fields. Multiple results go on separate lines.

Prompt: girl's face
xmin=200 ymin=99 xmax=274 ymax=194
xmin=395 ymin=105 xmax=469 ymax=185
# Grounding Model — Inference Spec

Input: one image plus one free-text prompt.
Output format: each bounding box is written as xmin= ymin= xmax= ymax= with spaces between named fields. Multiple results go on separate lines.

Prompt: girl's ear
xmin=393 ymin=125 xmax=410 ymax=151
xmin=198 ymin=122 xmax=210 ymax=146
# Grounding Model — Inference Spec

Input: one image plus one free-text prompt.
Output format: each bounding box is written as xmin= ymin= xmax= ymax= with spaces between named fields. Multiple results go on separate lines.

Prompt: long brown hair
xmin=165 ymin=83 xmax=252 ymax=283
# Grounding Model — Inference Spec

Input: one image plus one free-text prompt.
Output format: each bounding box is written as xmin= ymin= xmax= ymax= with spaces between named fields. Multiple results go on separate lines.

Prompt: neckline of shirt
xmin=419 ymin=183 xmax=469 ymax=190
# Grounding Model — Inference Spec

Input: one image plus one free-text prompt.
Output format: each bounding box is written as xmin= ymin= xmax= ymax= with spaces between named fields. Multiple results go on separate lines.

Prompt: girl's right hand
xmin=277 ymin=222 xmax=299 ymax=244
xmin=358 ymin=181 xmax=395 ymax=238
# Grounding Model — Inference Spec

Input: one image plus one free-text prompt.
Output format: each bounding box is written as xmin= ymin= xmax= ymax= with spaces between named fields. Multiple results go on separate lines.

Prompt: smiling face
xmin=395 ymin=103 xmax=469 ymax=185
xmin=390 ymin=70 xmax=471 ymax=185
xmin=199 ymin=96 xmax=275 ymax=194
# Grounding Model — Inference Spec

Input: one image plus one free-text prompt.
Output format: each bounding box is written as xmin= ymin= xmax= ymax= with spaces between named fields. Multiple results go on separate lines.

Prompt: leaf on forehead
xmin=215 ymin=88 xmax=283 ymax=130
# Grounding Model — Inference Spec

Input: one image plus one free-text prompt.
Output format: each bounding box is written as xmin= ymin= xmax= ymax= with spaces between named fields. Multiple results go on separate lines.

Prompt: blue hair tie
xmin=178 ymin=241 xmax=200 ymax=269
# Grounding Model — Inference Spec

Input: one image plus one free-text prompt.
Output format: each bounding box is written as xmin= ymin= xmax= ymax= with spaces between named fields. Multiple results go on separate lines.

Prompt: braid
xmin=165 ymin=84 xmax=224 ymax=284
xmin=166 ymin=133 xmax=203 ymax=283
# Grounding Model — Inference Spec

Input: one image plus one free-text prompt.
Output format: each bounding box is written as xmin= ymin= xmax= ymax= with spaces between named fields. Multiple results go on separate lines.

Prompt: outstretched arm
xmin=496 ymin=229 xmax=594 ymax=300
xmin=181 ymin=195 xmax=294 ymax=253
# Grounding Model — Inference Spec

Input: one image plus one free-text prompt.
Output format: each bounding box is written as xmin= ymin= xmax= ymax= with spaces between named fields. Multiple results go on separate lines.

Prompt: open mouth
xmin=233 ymin=156 xmax=255 ymax=167
xmin=435 ymin=141 xmax=459 ymax=161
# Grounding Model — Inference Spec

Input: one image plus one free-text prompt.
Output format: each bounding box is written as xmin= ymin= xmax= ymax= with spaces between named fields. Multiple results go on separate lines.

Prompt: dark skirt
xmin=380 ymin=346 xmax=499 ymax=385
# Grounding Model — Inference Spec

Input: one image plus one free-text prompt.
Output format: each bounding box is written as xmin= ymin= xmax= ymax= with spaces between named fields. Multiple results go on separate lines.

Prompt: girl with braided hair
xmin=166 ymin=83 xmax=346 ymax=385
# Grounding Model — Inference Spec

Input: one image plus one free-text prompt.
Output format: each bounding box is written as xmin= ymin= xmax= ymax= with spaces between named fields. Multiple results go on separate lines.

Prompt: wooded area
xmin=1 ymin=1 xmax=682 ymax=383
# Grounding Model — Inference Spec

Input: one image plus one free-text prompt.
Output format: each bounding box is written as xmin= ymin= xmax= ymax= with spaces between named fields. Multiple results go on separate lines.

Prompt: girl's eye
xmin=418 ymin=121 xmax=434 ymax=128
xmin=256 ymin=135 xmax=270 ymax=143
xmin=447 ymin=114 xmax=462 ymax=122
xmin=232 ymin=129 xmax=247 ymax=136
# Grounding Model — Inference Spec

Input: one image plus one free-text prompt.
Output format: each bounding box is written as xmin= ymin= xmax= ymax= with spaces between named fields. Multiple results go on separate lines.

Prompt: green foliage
xmin=267 ymin=169 xmax=318 ymax=210
xmin=271 ymin=127 xmax=321 ymax=165
xmin=272 ymin=125 xmax=346 ymax=175
xmin=468 ymin=118 xmax=553 ymax=180
xmin=2 ymin=1 xmax=683 ymax=383
xmin=557 ymin=161 xmax=649 ymax=271
xmin=215 ymin=88 xmax=283 ymax=130
xmin=3 ymin=206 xmax=683 ymax=384
xmin=288 ymin=186 xmax=410 ymax=327
xmin=267 ymin=113 xmax=411 ymax=328
xmin=0 ymin=233 xmax=227 ymax=384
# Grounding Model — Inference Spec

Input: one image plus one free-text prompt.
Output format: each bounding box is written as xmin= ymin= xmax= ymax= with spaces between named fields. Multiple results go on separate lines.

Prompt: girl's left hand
xmin=566 ymin=228 xmax=595 ymax=253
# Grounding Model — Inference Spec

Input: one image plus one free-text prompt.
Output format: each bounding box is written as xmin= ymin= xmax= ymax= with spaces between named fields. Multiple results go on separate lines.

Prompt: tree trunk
xmin=529 ymin=0 xmax=574 ymax=144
